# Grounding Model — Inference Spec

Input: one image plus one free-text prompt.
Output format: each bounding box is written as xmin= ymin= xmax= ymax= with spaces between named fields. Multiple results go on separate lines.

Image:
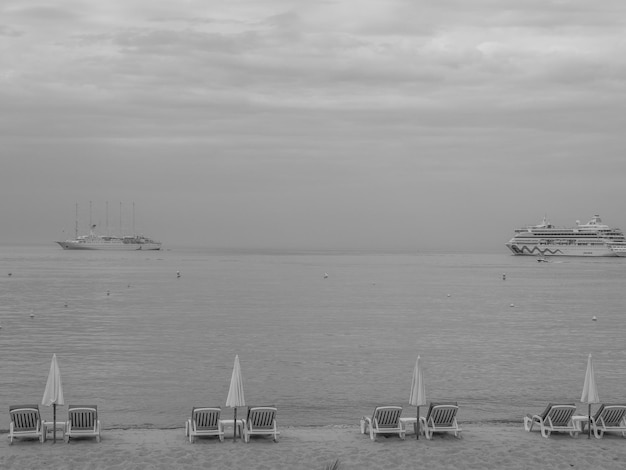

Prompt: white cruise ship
xmin=505 ymin=215 xmax=626 ymax=257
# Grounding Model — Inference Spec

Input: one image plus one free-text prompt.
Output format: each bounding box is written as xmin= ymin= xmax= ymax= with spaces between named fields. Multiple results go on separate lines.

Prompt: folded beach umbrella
xmin=42 ymin=354 xmax=65 ymax=443
xmin=226 ymin=355 xmax=245 ymax=441
xmin=581 ymin=353 xmax=600 ymax=439
xmin=409 ymin=355 xmax=426 ymax=440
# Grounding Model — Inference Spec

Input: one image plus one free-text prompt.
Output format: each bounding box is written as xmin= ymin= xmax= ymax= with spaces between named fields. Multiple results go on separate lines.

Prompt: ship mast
xmin=106 ymin=201 xmax=109 ymax=236
xmin=75 ymin=203 xmax=78 ymax=239
xmin=133 ymin=202 xmax=135 ymax=236
xmin=119 ymin=202 xmax=123 ymax=237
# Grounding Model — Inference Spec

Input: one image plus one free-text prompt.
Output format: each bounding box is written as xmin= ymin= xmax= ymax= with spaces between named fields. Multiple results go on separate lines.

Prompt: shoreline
xmin=4 ymin=423 xmax=626 ymax=469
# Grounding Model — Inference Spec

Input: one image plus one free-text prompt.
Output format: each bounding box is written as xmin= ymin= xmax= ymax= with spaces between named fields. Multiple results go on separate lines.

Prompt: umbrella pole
xmin=53 ymin=403 xmax=57 ymax=444
xmin=588 ymin=403 xmax=591 ymax=439
xmin=233 ymin=408 xmax=237 ymax=442
xmin=416 ymin=406 xmax=420 ymax=440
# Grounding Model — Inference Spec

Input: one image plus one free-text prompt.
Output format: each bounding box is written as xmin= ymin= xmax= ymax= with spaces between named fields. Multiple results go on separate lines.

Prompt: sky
xmin=2 ymin=0 xmax=626 ymax=252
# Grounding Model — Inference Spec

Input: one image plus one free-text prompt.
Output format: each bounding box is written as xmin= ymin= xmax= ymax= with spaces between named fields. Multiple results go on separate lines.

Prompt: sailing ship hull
xmin=56 ymin=240 xmax=161 ymax=251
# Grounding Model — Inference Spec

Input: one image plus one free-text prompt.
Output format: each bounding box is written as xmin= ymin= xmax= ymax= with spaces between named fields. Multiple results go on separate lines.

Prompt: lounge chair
xmin=523 ymin=403 xmax=578 ymax=438
xmin=360 ymin=406 xmax=405 ymax=441
xmin=8 ymin=405 xmax=44 ymax=444
xmin=419 ymin=402 xmax=462 ymax=439
xmin=590 ymin=404 xmax=626 ymax=439
xmin=185 ymin=407 xmax=225 ymax=443
xmin=242 ymin=407 xmax=279 ymax=443
xmin=65 ymin=405 xmax=101 ymax=443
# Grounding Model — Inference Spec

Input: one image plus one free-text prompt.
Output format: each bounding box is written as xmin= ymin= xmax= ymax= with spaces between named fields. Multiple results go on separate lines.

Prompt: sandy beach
xmin=3 ymin=423 xmax=626 ymax=469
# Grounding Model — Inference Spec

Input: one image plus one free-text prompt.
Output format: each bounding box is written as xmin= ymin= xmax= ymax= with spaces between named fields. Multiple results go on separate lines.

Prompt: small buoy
xmin=592 ymin=316 xmax=597 ymax=321
xmin=30 ymin=313 xmax=34 ymax=319
xmin=8 ymin=273 xmax=12 ymax=277
xmin=323 ymin=273 xmax=328 ymax=279
xmin=107 ymin=290 xmax=110 ymax=296
xmin=502 ymin=273 xmax=506 ymax=280
xmin=510 ymin=303 xmax=515 ymax=307
xmin=447 ymin=294 xmax=451 ymax=298
xmin=177 ymin=271 xmax=181 ymax=278
xmin=64 ymin=303 xmax=68 ymax=308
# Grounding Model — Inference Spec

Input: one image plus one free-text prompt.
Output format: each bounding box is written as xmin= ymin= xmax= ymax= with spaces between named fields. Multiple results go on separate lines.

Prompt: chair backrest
xmin=68 ymin=405 xmax=98 ymax=430
xmin=192 ymin=407 xmax=221 ymax=430
xmin=594 ymin=405 xmax=626 ymax=426
xmin=372 ymin=406 xmax=402 ymax=428
xmin=247 ymin=407 xmax=277 ymax=429
xmin=9 ymin=405 xmax=41 ymax=431
xmin=537 ymin=403 xmax=574 ymax=420
xmin=425 ymin=402 xmax=458 ymax=425
xmin=545 ymin=405 xmax=576 ymax=426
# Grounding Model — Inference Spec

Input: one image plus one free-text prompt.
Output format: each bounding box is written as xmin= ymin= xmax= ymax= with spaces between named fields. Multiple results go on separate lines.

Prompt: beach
xmin=3 ymin=424 xmax=626 ymax=469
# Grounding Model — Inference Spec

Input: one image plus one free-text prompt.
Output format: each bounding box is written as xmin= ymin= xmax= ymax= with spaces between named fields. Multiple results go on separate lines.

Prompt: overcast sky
xmin=2 ymin=0 xmax=625 ymax=251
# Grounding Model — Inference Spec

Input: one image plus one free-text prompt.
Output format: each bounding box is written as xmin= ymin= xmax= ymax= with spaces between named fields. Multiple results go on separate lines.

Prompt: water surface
xmin=1 ymin=246 xmax=625 ymax=430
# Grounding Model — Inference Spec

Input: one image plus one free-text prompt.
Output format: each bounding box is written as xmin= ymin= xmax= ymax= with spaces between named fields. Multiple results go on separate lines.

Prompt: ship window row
xmin=518 ymin=240 xmax=606 ymax=246
xmin=530 ymin=233 xmax=602 ymax=237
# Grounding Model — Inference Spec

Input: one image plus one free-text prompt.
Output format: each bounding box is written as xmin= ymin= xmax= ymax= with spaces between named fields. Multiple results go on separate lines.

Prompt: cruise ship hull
xmin=57 ymin=240 xmax=161 ymax=251
xmin=505 ymin=243 xmax=617 ymax=257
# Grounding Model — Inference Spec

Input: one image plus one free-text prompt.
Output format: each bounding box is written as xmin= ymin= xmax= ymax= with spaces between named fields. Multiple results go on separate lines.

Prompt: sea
xmin=2 ymin=245 xmax=626 ymax=432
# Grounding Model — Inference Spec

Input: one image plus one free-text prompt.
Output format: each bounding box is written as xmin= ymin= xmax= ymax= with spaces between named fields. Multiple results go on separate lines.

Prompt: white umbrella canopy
xmin=409 ymin=355 xmax=426 ymax=439
xmin=581 ymin=353 xmax=600 ymax=439
xmin=226 ymin=355 xmax=245 ymax=440
xmin=42 ymin=354 xmax=65 ymax=443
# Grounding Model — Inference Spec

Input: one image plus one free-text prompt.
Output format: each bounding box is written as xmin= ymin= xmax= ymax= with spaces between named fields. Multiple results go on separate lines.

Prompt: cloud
xmin=2 ymin=0 xmax=626 ymax=249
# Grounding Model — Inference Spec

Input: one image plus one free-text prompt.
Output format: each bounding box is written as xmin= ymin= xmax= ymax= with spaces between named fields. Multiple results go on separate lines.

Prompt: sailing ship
xmin=56 ymin=203 xmax=161 ymax=251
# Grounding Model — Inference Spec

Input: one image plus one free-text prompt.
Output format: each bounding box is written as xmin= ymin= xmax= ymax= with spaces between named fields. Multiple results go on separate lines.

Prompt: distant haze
xmin=2 ymin=1 xmax=626 ymax=251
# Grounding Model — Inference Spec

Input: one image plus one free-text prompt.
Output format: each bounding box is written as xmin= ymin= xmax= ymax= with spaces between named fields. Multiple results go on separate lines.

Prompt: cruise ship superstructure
xmin=505 ymin=215 xmax=626 ymax=257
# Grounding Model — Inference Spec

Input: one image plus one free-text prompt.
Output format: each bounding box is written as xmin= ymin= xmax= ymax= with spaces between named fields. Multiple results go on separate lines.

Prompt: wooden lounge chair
xmin=8 ymin=405 xmax=44 ymax=444
xmin=360 ymin=406 xmax=405 ymax=441
xmin=242 ymin=407 xmax=279 ymax=443
xmin=185 ymin=407 xmax=224 ymax=443
xmin=523 ymin=403 xmax=578 ymax=438
xmin=419 ymin=402 xmax=462 ymax=439
xmin=65 ymin=405 xmax=101 ymax=443
xmin=590 ymin=404 xmax=626 ymax=439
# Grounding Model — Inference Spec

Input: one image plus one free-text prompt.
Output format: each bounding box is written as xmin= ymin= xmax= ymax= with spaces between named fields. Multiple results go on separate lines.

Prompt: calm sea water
xmin=1 ymin=245 xmax=626 ymax=432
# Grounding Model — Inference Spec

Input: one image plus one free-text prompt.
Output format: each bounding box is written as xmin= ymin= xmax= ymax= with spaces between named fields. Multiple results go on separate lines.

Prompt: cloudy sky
xmin=2 ymin=0 xmax=625 ymax=251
